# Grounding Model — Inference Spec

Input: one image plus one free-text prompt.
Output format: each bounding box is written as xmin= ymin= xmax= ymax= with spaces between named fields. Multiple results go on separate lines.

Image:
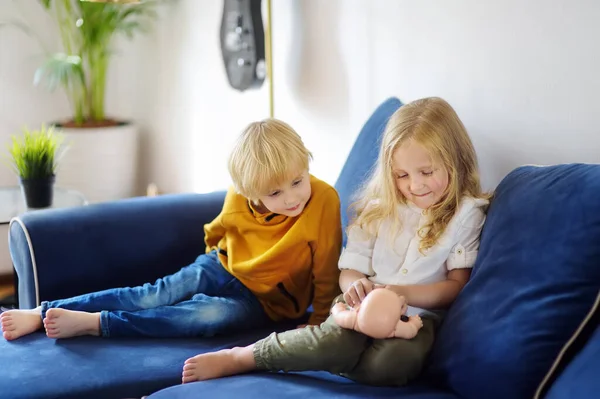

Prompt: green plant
xmin=6 ymin=0 xmax=158 ymax=126
xmin=7 ymin=125 xmax=66 ymax=180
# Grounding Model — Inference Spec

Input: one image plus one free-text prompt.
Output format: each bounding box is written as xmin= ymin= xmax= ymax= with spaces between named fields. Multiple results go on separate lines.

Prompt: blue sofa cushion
xmin=545 ymin=313 xmax=600 ymax=399
xmin=425 ymin=164 xmax=600 ymax=399
xmin=535 ymin=292 xmax=600 ymax=399
xmin=0 ymin=321 xmax=298 ymax=399
xmin=148 ymin=372 xmax=460 ymax=399
xmin=334 ymin=97 xmax=402 ymax=245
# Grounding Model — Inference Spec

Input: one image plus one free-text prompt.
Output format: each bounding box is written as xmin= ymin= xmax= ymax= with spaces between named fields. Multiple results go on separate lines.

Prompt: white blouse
xmin=339 ymin=197 xmax=488 ymax=317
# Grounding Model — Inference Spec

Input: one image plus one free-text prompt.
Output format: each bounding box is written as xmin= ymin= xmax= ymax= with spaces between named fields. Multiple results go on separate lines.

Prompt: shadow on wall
xmin=287 ymin=0 xmax=349 ymax=120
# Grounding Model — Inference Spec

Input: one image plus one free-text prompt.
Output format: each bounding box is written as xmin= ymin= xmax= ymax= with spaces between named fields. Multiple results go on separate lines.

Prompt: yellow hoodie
xmin=204 ymin=175 xmax=342 ymax=325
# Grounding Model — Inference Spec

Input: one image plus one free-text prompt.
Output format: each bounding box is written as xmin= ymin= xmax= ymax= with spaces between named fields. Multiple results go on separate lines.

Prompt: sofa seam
xmin=9 ymin=217 xmax=40 ymax=307
xmin=533 ymin=290 xmax=600 ymax=399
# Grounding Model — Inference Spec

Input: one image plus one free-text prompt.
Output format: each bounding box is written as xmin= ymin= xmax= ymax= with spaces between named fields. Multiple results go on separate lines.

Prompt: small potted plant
xmin=7 ymin=125 xmax=66 ymax=209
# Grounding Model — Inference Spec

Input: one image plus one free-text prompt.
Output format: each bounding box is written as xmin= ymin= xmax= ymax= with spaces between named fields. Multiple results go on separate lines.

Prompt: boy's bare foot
xmin=0 ymin=307 xmax=43 ymax=340
xmin=182 ymin=346 xmax=256 ymax=383
xmin=43 ymin=308 xmax=101 ymax=339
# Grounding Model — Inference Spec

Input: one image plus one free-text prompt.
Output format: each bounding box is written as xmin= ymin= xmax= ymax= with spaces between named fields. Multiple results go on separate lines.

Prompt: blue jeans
xmin=40 ymin=251 xmax=269 ymax=338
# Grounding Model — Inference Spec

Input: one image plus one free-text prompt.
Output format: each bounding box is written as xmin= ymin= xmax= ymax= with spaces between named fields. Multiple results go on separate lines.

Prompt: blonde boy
xmin=1 ymin=119 xmax=342 ymax=341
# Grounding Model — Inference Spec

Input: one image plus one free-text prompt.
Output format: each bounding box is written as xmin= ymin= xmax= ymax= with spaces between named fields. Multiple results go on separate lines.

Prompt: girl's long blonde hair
xmin=350 ymin=97 xmax=488 ymax=252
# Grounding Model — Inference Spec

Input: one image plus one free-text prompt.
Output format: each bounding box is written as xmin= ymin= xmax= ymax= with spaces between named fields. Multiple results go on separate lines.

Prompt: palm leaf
xmin=34 ymin=53 xmax=84 ymax=91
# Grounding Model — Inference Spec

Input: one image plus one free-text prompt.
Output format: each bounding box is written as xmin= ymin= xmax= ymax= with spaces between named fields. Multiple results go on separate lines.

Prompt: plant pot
xmin=52 ymin=122 xmax=139 ymax=203
xmin=20 ymin=175 xmax=56 ymax=209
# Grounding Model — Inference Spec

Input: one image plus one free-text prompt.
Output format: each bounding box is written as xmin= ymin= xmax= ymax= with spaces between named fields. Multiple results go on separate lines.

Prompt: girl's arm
xmin=386 ymin=201 xmax=486 ymax=309
xmin=381 ymin=268 xmax=471 ymax=309
xmin=338 ymin=218 xmax=378 ymax=307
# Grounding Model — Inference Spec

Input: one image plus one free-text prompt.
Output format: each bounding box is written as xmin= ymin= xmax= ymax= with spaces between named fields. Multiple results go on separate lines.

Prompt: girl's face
xmin=392 ymin=140 xmax=449 ymax=209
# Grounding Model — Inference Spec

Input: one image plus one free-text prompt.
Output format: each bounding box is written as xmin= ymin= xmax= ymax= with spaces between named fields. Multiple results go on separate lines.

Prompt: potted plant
xmin=4 ymin=0 xmax=159 ymax=202
xmin=7 ymin=125 xmax=66 ymax=209
xmin=35 ymin=0 xmax=157 ymax=127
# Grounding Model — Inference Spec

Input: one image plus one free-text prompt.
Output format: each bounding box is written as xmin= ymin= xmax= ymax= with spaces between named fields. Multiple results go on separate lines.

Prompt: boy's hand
xmin=343 ymin=278 xmax=375 ymax=307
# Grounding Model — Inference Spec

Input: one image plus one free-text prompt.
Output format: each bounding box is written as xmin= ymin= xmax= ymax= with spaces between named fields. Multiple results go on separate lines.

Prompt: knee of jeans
xmin=135 ymin=291 xmax=163 ymax=309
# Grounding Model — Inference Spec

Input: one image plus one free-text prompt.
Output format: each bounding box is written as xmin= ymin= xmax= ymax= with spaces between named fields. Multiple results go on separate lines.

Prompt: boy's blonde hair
xmin=228 ymin=118 xmax=313 ymax=201
xmin=351 ymin=97 xmax=488 ymax=252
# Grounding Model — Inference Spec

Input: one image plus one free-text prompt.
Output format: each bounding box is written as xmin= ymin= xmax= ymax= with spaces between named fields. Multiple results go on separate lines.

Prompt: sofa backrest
xmin=425 ymin=164 xmax=600 ymax=399
xmin=334 ymin=98 xmax=402 ymax=245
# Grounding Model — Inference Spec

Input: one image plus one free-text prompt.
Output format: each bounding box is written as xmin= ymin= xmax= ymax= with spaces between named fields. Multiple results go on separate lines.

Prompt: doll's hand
xmin=343 ymin=278 xmax=375 ymax=307
xmin=408 ymin=315 xmax=423 ymax=330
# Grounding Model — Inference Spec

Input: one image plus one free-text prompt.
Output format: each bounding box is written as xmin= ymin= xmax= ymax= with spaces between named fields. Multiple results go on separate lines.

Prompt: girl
xmin=181 ymin=97 xmax=489 ymax=387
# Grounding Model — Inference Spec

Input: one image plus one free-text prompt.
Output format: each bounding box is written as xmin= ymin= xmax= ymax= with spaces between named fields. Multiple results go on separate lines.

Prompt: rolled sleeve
xmin=446 ymin=203 xmax=486 ymax=270
xmin=338 ymin=225 xmax=375 ymax=276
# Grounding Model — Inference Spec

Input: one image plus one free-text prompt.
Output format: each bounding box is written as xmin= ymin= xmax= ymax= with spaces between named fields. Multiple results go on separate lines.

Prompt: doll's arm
xmin=392 ymin=315 xmax=423 ymax=339
xmin=331 ymin=303 xmax=359 ymax=331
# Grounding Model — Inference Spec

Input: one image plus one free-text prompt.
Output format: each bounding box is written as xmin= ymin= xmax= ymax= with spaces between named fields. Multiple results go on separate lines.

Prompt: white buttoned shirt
xmin=339 ymin=197 xmax=488 ymax=318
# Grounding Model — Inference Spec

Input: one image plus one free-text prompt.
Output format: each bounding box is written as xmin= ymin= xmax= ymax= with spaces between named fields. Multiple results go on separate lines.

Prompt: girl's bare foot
xmin=43 ymin=308 xmax=101 ymax=339
xmin=0 ymin=307 xmax=43 ymax=340
xmin=182 ymin=345 xmax=256 ymax=383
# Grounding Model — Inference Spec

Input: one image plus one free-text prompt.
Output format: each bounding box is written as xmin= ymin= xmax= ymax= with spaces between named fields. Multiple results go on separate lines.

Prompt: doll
xmin=331 ymin=288 xmax=423 ymax=339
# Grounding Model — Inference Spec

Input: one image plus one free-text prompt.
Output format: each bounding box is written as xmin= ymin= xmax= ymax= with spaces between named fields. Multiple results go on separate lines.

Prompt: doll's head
xmin=357 ymin=289 xmax=407 ymax=339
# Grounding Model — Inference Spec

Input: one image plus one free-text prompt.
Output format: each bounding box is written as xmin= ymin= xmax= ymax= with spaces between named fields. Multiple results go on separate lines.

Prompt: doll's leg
xmin=343 ymin=318 xmax=436 ymax=386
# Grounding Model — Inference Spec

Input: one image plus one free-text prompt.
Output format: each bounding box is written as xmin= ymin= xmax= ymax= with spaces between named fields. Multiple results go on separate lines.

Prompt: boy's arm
xmin=307 ymin=189 xmax=343 ymax=325
xmin=203 ymin=190 xmax=233 ymax=253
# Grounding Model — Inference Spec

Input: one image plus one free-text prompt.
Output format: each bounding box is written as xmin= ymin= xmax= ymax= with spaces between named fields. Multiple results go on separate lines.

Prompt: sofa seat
xmin=148 ymin=373 xmax=458 ymax=399
xmin=0 ymin=321 xmax=296 ymax=399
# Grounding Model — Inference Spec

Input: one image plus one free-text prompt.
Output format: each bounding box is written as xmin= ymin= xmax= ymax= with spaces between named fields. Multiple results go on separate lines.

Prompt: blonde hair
xmin=351 ymin=97 xmax=488 ymax=252
xmin=228 ymin=118 xmax=313 ymax=200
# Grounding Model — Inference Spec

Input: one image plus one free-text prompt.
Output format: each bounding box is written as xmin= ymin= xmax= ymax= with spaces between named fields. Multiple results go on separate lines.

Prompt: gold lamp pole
xmin=265 ymin=0 xmax=274 ymax=118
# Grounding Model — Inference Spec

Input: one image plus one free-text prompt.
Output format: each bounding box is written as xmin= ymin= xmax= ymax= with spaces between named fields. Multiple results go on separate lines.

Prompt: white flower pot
xmin=54 ymin=123 xmax=139 ymax=203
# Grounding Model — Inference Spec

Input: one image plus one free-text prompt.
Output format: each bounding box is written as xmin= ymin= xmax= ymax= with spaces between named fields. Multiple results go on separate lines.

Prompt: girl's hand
xmin=343 ymin=278 xmax=375 ymax=307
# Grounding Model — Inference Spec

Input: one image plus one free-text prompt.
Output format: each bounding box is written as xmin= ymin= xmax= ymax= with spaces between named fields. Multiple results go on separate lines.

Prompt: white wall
xmin=2 ymin=0 xmax=600 ymax=197
xmin=136 ymin=0 xmax=600 ymax=194
xmin=368 ymin=0 xmax=600 ymax=189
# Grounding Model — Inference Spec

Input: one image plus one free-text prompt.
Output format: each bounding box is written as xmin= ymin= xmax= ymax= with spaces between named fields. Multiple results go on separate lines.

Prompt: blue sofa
xmin=1 ymin=98 xmax=599 ymax=399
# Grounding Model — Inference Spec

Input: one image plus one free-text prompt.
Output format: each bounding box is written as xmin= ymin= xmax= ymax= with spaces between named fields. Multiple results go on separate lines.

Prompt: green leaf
xmin=34 ymin=53 xmax=83 ymax=91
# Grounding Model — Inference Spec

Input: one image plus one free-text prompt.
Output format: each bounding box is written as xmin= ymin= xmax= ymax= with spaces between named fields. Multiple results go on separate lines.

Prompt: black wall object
xmin=220 ymin=0 xmax=266 ymax=91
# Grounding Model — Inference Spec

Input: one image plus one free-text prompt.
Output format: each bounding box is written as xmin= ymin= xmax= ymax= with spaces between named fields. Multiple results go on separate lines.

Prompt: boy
xmin=0 ymin=119 xmax=342 ymax=340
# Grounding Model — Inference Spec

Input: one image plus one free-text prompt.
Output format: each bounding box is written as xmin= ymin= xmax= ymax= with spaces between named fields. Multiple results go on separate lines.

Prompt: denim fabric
xmin=40 ymin=251 xmax=269 ymax=338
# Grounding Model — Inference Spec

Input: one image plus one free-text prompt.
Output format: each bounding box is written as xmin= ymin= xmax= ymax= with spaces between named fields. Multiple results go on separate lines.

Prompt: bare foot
xmin=182 ymin=345 xmax=256 ymax=383
xmin=43 ymin=308 xmax=101 ymax=339
xmin=0 ymin=307 xmax=43 ymax=340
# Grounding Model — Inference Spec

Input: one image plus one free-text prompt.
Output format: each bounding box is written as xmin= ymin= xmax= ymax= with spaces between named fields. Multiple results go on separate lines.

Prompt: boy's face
xmin=258 ymin=170 xmax=311 ymax=217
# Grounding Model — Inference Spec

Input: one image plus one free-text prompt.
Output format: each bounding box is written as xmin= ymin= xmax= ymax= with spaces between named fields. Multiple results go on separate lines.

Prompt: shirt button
xmin=457 ymin=249 xmax=463 ymax=255
xmin=401 ymin=268 xmax=408 ymax=274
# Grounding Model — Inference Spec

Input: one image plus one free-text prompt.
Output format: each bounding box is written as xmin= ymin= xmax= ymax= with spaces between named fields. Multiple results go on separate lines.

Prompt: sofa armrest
xmin=9 ymin=191 xmax=226 ymax=309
